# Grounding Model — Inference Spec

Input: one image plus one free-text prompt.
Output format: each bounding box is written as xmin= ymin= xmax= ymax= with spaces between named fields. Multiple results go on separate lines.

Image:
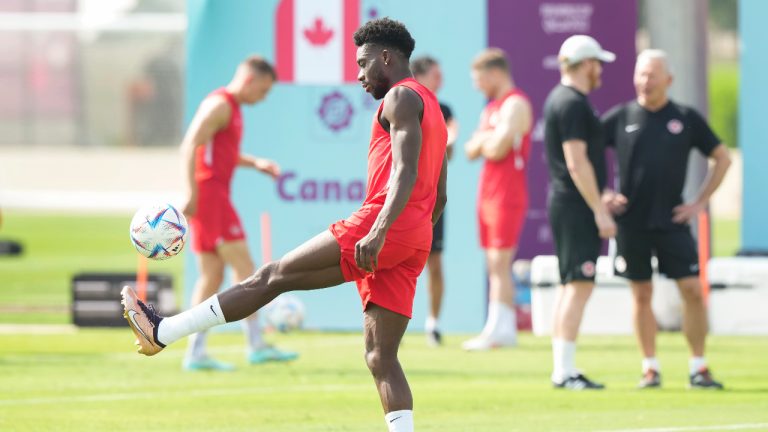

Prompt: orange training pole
xmin=136 ymin=254 xmax=149 ymax=302
xmin=698 ymin=211 xmax=711 ymax=306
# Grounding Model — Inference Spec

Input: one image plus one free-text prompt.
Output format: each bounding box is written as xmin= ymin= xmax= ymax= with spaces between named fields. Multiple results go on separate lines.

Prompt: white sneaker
xmin=462 ymin=333 xmax=517 ymax=351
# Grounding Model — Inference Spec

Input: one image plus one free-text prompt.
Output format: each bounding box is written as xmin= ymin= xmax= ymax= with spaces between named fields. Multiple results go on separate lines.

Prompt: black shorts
xmin=431 ymin=211 xmax=444 ymax=253
xmin=615 ymin=226 xmax=699 ymax=281
xmin=548 ymin=197 xmax=601 ymax=283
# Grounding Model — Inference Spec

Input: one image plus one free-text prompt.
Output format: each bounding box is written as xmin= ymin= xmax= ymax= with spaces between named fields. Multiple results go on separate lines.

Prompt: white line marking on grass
xmin=595 ymin=423 xmax=768 ymax=432
xmin=0 ymin=384 xmax=371 ymax=407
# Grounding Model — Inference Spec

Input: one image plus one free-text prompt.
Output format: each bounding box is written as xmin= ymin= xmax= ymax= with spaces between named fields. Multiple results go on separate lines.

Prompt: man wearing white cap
xmin=542 ymin=35 xmax=616 ymax=390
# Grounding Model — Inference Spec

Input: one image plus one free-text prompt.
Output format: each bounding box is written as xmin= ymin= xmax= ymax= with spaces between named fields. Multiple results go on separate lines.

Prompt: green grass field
xmin=1 ymin=331 xmax=767 ymax=431
xmin=1 ymin=211 xmax=765 ymax=431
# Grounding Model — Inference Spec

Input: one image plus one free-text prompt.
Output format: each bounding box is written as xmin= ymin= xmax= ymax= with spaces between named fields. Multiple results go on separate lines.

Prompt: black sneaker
xmin=689 ymin=368 xmax=724 ymax=390
xmin=638 ymin=369 xmax=662 ymax=389
xmin=426 ymin=329 xmax=442 ymax=347
xmin=553 ymin=373 xmax=605 ymax=390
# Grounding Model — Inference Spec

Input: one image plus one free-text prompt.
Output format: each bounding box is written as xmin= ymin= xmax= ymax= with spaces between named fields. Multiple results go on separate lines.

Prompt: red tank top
xmin=346 ymin=78 xmax=447 ymax=250
xmin=478 ymin=88 xmax=532 ymax=209
xmin=194 ymin=88 xmax=242 ymax=187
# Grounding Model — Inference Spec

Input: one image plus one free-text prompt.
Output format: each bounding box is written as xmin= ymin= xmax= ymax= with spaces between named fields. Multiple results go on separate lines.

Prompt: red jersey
xmin=478 ymin=88 xmax=532 ymax=209
xmin=194 ymin=88 xmax=242 ymax=186
xmin=346 ymin=78 xmax=447 ymax=251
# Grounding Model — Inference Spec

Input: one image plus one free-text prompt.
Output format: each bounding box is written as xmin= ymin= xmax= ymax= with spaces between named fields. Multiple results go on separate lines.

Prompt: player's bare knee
xmin=365 ymin=348 xmax=396 ymax=376
xmin=678 ymin=282 xmax=703 ymax=304
xmin=264 ymin=260 xmax=291 ymax=295
xmin=428 ymin=263 xmax=443 ymax=280
xmin=633 ymin=289 xmax=653 ymax=306
xmin=364 ymin=349 xmax=378 ymax=372
xmin=427 ymin=256 xmax=442 ymax=275
xmin=242 ymin=262 xmax=276 ymax=291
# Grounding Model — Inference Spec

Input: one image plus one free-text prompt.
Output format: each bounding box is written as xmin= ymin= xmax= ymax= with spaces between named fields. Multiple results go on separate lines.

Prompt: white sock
xmin=551 ymin=339 xmax=565 ymax=382
xmin=185 ymin=331 xmax=208 ymax=361
xmin=480 ymin=301 xmax=501 ymax=336
xmin=482 ymin=300 xmax=514 ymax=336
xmin=551 ymin=338 xmax=576 ymax=382
xmin=502 ymin=305 xmax=517 ymax=336
xmin=562 ymin=340 xmax=576 ymax=378
xmin=385 ymin=410 xmax=413 ymax=432
xmin=689 ymin=356 xmax=707 ymax=375
xmin=425 ymin=316 xmax=438 ymax=333
xmin=642 ymin=357 xmax=660 ymax=373
xmin=242 ymin=315 xmax=265 ymax=352
xmin=157 ymin=295 xmax=226 ymax=346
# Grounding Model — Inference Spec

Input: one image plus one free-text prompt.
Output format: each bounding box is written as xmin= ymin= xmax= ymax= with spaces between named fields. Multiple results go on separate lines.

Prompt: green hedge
xmin=708 ymin=62 xmax=739 ymax=148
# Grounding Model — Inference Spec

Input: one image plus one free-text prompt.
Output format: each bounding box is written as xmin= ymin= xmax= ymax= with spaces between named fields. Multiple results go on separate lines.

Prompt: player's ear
xmin=381 ymin=49 xmax=390 ymax=66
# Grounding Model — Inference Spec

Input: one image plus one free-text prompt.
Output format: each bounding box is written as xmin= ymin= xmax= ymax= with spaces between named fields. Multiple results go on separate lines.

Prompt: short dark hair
xmin=242 ymin=55 xmax=276 ymax=80
xmin=410 ymin=56 xmax=438 ymax=77
xmin=472 ymin=48 xmax=510 ymax=73
xmin=353 ymin=18 xmax=415 ymax=59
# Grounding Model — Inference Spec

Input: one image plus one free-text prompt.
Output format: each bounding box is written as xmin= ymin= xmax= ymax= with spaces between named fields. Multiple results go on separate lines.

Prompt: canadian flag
xmin=275 ymin=0 xmax=360 ymax=84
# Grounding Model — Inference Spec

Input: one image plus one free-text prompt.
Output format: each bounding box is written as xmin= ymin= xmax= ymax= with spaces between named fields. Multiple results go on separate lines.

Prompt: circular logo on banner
xmin=318 ymin=91 xmax=354 ymax=132
xmin=580 ymin=260 xmax=596 ymax=278
xmin=667 ymin=119 xmax=684 ymax=135
xmin=615 ymin=256 xmax=627 ymax=274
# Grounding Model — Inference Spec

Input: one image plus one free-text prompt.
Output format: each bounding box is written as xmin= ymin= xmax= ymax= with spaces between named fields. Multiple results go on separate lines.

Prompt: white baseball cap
xmin=558 ymin=35 xmax=616 ymax=65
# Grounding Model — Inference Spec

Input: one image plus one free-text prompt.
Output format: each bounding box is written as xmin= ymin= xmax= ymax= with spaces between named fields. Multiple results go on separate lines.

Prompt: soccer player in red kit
xmin=463 ymin=49 xmax=533 ymax=350
xmin=122 ymin=18 xmax=447 ymax=432
xmin=180 ymin=55 xmax=297 ymax=370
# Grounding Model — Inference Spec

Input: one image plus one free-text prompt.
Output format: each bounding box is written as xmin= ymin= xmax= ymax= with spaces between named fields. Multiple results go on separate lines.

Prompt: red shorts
xmin=329 ymin=220 xmax=429 ymax=318
xmin=478 ymin=203 xmax=527 ymax=250
xmin=190 ymin=184 xmax=245 ymax=253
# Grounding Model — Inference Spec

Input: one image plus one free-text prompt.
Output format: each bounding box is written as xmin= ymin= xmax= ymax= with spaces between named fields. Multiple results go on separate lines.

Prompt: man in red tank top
xmin=122 ymin=19 xmax=446 ymax=431
xmin=463 ymin=49 xmax=533 ymax=351
xmin=180 ymin=56 xmax=297 ymax=371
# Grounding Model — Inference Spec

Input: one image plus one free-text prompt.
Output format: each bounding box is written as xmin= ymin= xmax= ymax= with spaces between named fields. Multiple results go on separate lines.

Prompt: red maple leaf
xmin=304 ymin=17 xmax=334 ymax=46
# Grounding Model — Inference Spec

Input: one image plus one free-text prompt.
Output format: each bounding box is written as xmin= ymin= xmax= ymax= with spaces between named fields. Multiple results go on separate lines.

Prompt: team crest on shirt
xmin=614 ymin=256 xmax=627 ymax=274
xmin=580 ymin=260 xmax=596 ymax=277
xmin=667 ymin=119 xmax=684 ymax=135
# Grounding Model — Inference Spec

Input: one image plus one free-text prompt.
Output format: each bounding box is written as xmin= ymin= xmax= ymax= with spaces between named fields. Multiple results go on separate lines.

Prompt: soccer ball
xmin=129 ymin=203 xmax=188 ymax=260
xmin=265 ymin=294 xmax=305 ymax=333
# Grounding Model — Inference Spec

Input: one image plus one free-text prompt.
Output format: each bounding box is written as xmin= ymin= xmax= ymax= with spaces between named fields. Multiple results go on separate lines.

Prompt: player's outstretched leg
xmin=121 ymin=231 xmax=345 ymax=355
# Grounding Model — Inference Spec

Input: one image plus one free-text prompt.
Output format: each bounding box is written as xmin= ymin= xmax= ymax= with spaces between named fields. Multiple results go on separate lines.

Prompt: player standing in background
xmin=180 ymin=55 xmax=297 ymax=371
xmin=410 ymin=55 xmax=459 ymax=347
xmin=543 ymin=35 xmax=615 ymax=389
xmin=123 ymin=18 xmax=447 ymax=432
xmin=463 ymin=48 xmax=533 ymax=351
xmin=602 ymin=49 xmax=730 ymax=389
